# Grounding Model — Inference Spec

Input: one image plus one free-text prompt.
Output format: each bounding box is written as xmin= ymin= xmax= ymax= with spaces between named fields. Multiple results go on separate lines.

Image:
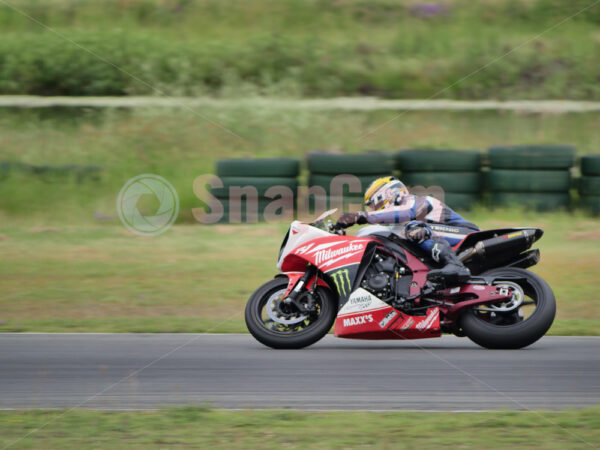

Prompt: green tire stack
xmin=306 ymin=152 xmax=393 ymax=213
xmin=486 ymin=145 xmax=575 ymax=211
xmin=395 ymin=149 xmax=482 ymax=210
xmin=579 ymin=155 xmax=600 ymax=214
xmin=211 ymin=158 xmax=300 ymax=223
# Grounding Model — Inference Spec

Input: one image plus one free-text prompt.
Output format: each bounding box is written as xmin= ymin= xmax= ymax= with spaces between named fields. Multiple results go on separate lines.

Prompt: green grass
xmin=1 ymin=407 xmax=599 ymax=449
xmin=1 ymin=106 xmax=599 ymax=334
xmin=1 ymin=106 xmax=599 ymax=218
xmin=0 ymin=209 xmax=599 ymax=335
xmin=0 ymin=0 xmax=599 ymax=98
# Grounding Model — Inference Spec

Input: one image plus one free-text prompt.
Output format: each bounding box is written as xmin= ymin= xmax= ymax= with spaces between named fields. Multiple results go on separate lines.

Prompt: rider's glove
xmin=337 ymin=212 xmax=368 ymax=229
xmin=405 ymin=221 xmax=432 ymax=243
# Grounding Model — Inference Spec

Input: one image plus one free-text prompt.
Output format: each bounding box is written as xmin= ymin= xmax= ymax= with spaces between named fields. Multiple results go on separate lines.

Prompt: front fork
xmin=282 ymin=266 xmax=317 ymax=315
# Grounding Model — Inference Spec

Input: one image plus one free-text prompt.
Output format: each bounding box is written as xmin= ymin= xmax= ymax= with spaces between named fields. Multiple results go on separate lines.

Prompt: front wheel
xmin=245 ymin=277 xmax=337 ymax=349
xmin=459 ymin=267 xmax=556 ymax=349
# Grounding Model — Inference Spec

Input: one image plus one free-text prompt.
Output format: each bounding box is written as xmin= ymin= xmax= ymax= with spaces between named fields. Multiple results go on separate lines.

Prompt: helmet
xmin=364 ymin=176 xmax=409 ymax=211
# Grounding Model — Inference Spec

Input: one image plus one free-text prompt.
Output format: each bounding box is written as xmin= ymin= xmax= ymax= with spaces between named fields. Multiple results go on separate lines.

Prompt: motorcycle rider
xmin=335 ymin=176 xmax=479 ymax=283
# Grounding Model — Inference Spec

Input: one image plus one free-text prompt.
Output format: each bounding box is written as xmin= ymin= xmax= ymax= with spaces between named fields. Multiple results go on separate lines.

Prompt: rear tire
xmin=245 ymin=278 xmax=337 ymax=349
xmin=459 ymin=267 xmax=556 ymax=349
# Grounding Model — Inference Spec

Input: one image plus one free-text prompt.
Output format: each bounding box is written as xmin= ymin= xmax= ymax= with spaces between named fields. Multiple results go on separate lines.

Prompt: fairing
xmin=274 ymin=218 xmax=525 ymax=341
xmin=333 ymin=288 xmax=441 ymax=340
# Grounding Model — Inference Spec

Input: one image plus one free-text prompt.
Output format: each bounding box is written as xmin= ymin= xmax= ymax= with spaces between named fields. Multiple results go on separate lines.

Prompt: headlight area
xmin=278 ymin=229 xmax=290 ymax=262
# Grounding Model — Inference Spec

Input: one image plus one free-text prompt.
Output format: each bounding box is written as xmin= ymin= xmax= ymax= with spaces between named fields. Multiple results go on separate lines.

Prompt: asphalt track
xmin=1 ymin=334 xmax=599 ymax=411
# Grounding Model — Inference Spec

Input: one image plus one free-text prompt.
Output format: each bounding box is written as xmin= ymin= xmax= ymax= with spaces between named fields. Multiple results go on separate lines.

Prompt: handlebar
xmin=329 ymin=222 xmax=346 ymax=235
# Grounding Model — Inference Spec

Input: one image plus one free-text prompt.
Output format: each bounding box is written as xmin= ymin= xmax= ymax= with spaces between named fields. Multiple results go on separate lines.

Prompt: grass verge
xmin=1 ymin=407 xmax=599 ymax=449
xmin=0 ymin=209 xmax=598 ymax=335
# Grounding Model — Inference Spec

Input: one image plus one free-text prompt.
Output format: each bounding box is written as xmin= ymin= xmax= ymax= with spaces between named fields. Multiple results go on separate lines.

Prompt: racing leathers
xmin=339 ymin=195 xmax=479 ymax=282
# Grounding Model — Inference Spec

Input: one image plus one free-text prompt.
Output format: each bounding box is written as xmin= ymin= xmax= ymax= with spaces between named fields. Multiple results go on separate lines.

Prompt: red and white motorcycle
xmin=245 ymin=210 xmax=556 ymax=349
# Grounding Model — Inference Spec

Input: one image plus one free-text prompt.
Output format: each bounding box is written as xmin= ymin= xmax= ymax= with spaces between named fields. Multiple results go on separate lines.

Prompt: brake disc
xmin=265 ymin=289 xmax=308 ymax=325
xmin=475 ymin=280 xmax=525 ymax=313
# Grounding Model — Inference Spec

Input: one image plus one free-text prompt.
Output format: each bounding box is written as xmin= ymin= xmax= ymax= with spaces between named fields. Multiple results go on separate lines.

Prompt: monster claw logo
xmin=331 ymin=268 xmax=352 ymax=296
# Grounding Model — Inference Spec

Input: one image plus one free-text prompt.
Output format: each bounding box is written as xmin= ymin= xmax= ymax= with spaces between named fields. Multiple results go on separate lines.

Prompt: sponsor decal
xmin=343 ymin=314 xmax=374 ymax=327
xmin=430 ymin=224 xmax=460 ymax=233
xmin=449 ymin=287 xmax=460 ymax=294
xmin=507 ymin=231 xmax=524 ymax=238
xmin=331 ymin=268 xmax=352 ymax=296
xmin=338 ymin=288 xmax=391 ymax=316
xmin=349 ymin=295 xmax=371 ymax=306
xmin=473 ymin=285 xmax=485 ymax=291
xmin=378 ymin=310 xmax=398 ymax=329
xmin=314 ymin=242 xmax=364 ymax=265
xmin=399 ymin=317 xmax=415 ymax=331
xmin=416 ymin=308 xmax=439 ymax=331
xmin=295 ymin=243 xmax=314 ymax=254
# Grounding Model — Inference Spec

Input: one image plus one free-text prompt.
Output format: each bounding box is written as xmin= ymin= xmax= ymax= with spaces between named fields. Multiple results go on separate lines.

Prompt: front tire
xmin=459 ymin=267 xmax=556 ymax=349
xmin=245 ymin=277 xmax=337 ymax=349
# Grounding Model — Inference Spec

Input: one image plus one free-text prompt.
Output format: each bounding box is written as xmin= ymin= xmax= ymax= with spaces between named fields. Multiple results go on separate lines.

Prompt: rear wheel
xmin=459 ymin=267 xmax=556 ymax=349
xmin=245 ymin=277 xmax=337 ymax=349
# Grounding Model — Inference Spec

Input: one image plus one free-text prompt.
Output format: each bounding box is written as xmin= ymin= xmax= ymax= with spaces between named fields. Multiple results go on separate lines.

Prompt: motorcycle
xmin=245 ymin=209 xmax=556 ymax=349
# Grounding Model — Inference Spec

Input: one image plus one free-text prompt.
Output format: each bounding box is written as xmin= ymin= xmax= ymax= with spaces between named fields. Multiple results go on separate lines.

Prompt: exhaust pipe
xmin=458 ymin=229 xmax=538 ymax=263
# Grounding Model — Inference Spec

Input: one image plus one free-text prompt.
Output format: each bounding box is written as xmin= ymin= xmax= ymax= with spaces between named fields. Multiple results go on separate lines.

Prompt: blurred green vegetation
xmin=0 ymin=0 xmax=599 ymax=98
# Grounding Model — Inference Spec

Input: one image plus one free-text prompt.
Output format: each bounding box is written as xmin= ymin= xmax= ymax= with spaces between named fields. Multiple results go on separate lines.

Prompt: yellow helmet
xmin=364 ymin=176 xmax=409 ymax=211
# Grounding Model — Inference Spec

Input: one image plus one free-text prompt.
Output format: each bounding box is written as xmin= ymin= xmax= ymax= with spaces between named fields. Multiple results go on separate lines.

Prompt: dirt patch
xmin=248 ymin=228 xmax=273 ymax=236
xmin=567 ymin=230 xmax=600 ymax=240
xmin=214 ymin=225 xmax=252 ymax=234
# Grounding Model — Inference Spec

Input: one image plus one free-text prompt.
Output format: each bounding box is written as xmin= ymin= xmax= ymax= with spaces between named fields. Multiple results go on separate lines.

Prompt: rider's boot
xmin=426 ymin=238 xmax=471 ymax=283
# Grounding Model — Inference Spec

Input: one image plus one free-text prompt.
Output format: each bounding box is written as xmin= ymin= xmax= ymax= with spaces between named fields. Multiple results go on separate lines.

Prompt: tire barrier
xmin=306 ymin=152 xmax=394 ymax=213
xmin=581 ymin=155 xmax=600 ymax=176
xmin=488 ymin=145 xmax=575 ymax=170
xmin=579 ymin=155 xmax=600 ymax=215
xmin=210 ymin=177 xmax=299 ymax=198
xmin=208 ymin=147 xmax=597 ymax=224
xmin=401 ymin=171 xmax=482 ymax=194
xmin=306 ymin=195 xmax=365 ymax=214
xmin=486 ymin=170 xmax=571 ymax=193
xmin=396 ymin=149 xmax=482 ymax=210
xmin=581 ymin=195 xmax=600 ymax=215
xmin=212 ymin=158 xmax=300 ymax=223
xmin=308 ymin=174 xmax=388 ymax=198
xmin=216 ymin=158 xmax=300 ymax=177
xmin=486 ymin=145 xmax=575 ymax=211
xmin=396 ymin=149 xmax=481 ymax=172
xmin=490 ymin=192 xmax=571 ymax=211
xmin=307 ymin=151 xmax=393 ymax=175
